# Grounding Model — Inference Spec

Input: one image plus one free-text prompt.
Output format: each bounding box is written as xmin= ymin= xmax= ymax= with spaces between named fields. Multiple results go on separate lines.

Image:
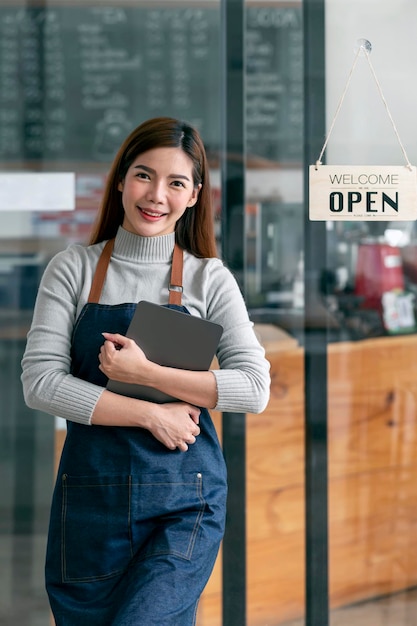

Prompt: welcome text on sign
xmin=329 ymin=173 xmax=399 ymax=186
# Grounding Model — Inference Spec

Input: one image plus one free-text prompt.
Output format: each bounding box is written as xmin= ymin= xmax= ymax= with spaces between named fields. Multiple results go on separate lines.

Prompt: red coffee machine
xmin=354 ymin=240 xmax=404 ymax=310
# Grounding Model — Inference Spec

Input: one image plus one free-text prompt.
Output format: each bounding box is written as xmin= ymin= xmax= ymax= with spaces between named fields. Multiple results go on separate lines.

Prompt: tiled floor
xmin=0 ymin=535 xmax=50 ymax=626
xmin=330 ymin=590 xmax=417 ymax=625
xmin=2 ymin=527 xmax=417 ymax=625
xmin=280 ymin=589 xmax=417 ymax=626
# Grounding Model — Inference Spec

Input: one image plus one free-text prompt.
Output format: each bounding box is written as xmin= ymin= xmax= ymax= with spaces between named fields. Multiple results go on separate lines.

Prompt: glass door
xmin=0 ymin=2 xmax=224 ymax=624
xmin=243 ymin=2 xmax=306 ymax=625
xmin=324 ymin=2 xmax=417 ymax=625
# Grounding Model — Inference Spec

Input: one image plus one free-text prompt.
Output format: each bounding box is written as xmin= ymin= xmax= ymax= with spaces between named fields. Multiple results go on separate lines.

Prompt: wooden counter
xmin=197 ymin=332 xmax=417 ymax=625
xmin=54 ymin=331 xmax=417 ymax=625
xmin=327 ymin=335 xmax=417 ymax=609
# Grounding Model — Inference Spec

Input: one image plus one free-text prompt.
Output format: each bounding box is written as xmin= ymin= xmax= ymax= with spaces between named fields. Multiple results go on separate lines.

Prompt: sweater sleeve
xmin=21 ymin=246 xmax=104 ymax=425
xmin=202 ymin=260 xmax=271 ymax=414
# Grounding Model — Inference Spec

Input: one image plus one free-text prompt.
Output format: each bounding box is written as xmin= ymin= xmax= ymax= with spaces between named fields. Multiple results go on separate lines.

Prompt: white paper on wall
xmin=0 ymin=172 xmax=75 ymax=211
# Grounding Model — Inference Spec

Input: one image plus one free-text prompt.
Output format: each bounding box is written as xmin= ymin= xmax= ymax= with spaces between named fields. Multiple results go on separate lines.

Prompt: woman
xmin=21 ymin=117 xmax=270 ymax=625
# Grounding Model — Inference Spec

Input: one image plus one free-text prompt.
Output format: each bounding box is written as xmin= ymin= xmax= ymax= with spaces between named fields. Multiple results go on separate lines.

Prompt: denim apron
xmin=45 ymin=239 xmax=228 ymax=626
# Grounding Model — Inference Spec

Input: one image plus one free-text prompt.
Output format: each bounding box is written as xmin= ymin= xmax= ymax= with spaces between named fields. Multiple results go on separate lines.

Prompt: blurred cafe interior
xmin=2 ymin=0 xmax=417 ymax=625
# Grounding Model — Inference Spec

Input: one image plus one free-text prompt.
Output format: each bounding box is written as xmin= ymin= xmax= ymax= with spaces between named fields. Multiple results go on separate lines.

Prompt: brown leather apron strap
xmin=87 ymin=237 xmax=184 ymax=305
xmin=88 ymin=238 xmax=115 ymax=303
xmin=168 ymin=243 xmax=183 ymax=306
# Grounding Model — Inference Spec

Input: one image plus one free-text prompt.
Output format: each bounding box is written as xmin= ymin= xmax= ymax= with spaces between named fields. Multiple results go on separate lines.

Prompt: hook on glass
xmin=354 ymin=38 xmax=372 ymax=55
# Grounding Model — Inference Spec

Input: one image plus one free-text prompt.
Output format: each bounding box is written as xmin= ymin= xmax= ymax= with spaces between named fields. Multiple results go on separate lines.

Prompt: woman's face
xmin=119 ymin=146 xmax=201 ymax=238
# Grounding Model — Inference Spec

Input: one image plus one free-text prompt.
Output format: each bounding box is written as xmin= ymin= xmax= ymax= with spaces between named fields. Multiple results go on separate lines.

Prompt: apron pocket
xmin=61 ymin=474 xmax=133 ymax=583
xmin=132 ymin=471 xmax=207 ymax=562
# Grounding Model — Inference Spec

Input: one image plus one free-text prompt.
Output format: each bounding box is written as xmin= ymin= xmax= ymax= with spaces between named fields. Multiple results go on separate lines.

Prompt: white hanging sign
xmin=309 ymin=164 xmax=417 ymax=221
xmin=309 ymin=40 xmax=417 ymax=222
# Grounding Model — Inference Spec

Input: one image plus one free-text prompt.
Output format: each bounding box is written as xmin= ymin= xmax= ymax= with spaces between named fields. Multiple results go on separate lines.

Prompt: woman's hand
xmin=97 ymin=333 xmax=202 ymax=451
xmin=98 ymin=331 xmax=218 ymax=410
xmin=98 ymin=332 xmax=150 ymax=384
xmin=148 ymin=402 xmax=201 ymax=451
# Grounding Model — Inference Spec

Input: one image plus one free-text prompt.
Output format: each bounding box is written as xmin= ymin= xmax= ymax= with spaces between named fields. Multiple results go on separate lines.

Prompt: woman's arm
xmin=21 ymin=246 xmax=103 ymax=426
xmin=200 ymin=261 xmax=271 ymax=414
xmin=97 ymin=259 xmax=271 ymax=414
xmin=91 ymin=390 xmax=201 ymax=452
xmin=99 ymin=331 xmax=218 ymax=408
xmin=21 ymin=245 xmax=204 ymax=450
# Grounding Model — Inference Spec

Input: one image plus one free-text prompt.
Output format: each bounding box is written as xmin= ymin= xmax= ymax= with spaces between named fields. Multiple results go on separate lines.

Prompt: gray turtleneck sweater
xmin=21 ymin=227 xmax=270 ymax=425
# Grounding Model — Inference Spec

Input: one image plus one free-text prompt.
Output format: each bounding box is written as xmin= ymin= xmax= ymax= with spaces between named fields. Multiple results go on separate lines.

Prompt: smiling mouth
xmin=139 ymin=207 xmax=166 ymax=218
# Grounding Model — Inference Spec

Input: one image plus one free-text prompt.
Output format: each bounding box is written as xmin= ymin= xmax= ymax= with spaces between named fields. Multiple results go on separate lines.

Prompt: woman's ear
xmin=188 ymin=183 xmax=202 ymax=208
xmin=118 ymin=180 xmax=124 ymax=191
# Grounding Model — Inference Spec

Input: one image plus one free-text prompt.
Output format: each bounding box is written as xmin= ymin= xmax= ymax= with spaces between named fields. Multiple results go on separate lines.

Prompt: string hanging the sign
xmin=315 ymin=39 xmax=412 ymax=170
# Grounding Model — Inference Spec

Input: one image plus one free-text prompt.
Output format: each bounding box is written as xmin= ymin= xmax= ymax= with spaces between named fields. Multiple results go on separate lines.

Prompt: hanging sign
xmin=309 ymin=40 xmax=417 ymax=222
xmin=309 ymin=164 xmax=417 ymax=221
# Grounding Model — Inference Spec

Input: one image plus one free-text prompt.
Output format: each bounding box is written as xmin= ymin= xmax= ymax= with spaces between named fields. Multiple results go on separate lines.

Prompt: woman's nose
xmin=146 ymin=180 xmax=165 ymax=203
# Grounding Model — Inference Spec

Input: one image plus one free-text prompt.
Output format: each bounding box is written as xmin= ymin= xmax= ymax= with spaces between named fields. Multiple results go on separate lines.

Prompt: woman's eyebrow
xmin=133 ymin=164 xmax=191 ymax=181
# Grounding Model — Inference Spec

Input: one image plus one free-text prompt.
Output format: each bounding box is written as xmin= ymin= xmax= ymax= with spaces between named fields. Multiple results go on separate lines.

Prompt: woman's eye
xmin=172 ymin=180 xmax=185 ymax=188
xmin=136 ymin=172 xmax=149 ymax=179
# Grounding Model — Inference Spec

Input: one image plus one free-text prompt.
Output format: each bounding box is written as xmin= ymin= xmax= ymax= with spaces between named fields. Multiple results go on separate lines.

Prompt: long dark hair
xmin=89 ymin=117 xmax=217 ymax=258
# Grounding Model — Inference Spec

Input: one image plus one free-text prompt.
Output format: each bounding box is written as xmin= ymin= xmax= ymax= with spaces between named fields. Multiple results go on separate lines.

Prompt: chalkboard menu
xmin=0 ymin=3 xmax=302 ymax=165
xmin=246 ymin=5 xmax=303 ymax=163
